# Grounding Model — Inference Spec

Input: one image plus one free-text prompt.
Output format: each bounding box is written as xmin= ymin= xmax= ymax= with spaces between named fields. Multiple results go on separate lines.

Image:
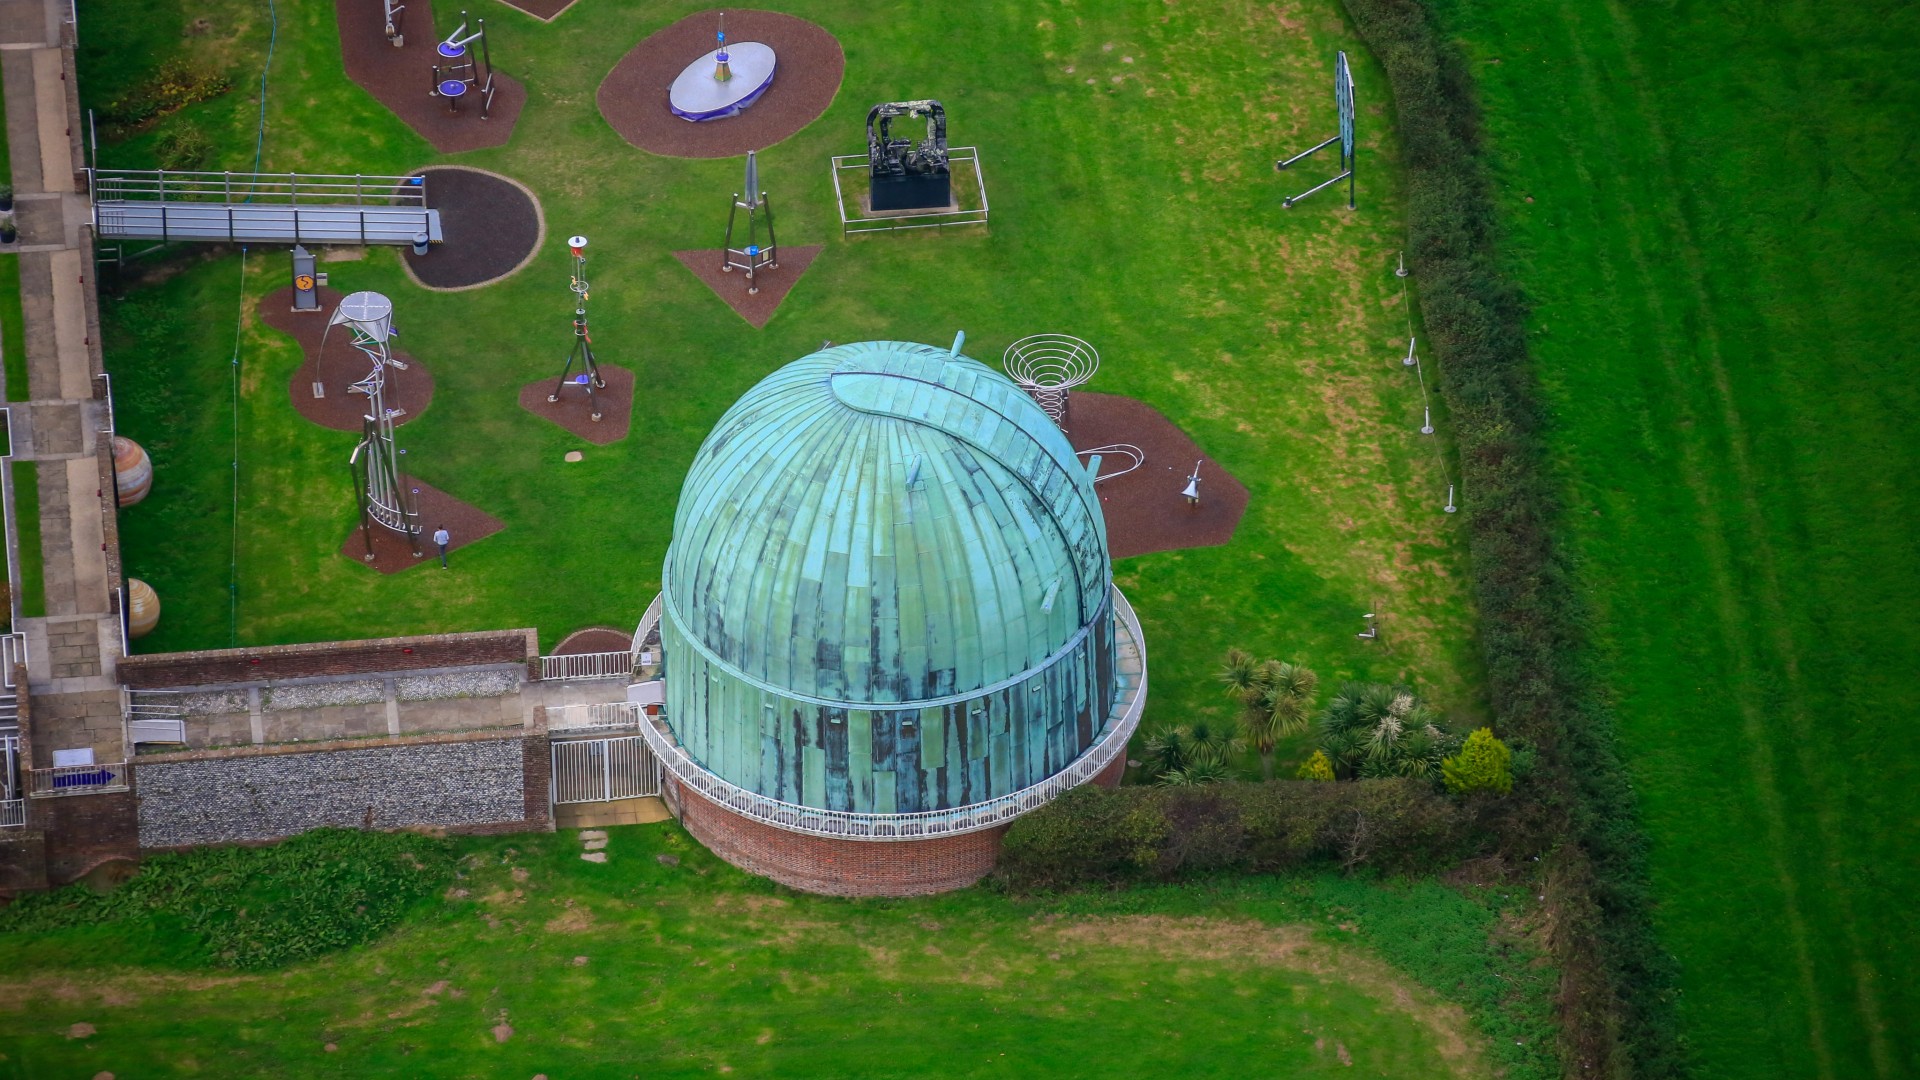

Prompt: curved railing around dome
xmin=632 ymin=586 xmax=1149 ymax=842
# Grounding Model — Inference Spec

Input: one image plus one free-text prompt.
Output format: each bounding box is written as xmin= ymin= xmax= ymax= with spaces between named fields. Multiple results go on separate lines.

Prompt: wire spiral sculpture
xmin=1003 ymin=334 xmax=1100 ymax=424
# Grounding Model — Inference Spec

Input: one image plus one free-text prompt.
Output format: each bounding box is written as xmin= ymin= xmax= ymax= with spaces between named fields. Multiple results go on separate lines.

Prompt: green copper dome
xmin=659 ymin=339 xmax=1119 ymax=813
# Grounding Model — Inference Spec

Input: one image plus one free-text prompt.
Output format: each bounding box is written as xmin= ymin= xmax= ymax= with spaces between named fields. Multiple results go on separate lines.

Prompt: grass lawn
xmin=1429 ymin=0 xmax=1920 ymax=1075
xmin=0 ymin=823 xmax=1559 ymax=1078
xmin=81 ymin=0 xmax=1485 ymax=763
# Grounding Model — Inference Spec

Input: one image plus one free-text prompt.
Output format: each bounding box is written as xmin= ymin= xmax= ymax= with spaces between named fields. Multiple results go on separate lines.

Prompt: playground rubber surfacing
xmin=402 ymin=166 xmax=545 ymax=291
xmin=598 ymin=10 xmax=844 ymax=158
xmin=337 ymin=0 xmax=526 ymax=154
xmin=1061 ymin=392 xmax=1248 ymax=559
xmin=262 ymin=285 xmax=436 ymax=433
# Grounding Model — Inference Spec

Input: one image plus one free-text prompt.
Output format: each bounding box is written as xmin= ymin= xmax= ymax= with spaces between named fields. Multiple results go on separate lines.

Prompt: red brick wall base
xmin=666 ymin=776 xmax=1006 ymax=897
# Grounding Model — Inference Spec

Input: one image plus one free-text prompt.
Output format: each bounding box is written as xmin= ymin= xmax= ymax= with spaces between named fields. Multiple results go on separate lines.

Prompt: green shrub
xmin=1444 ymin=728 xmax=1514 ymax=795
xmin=1296 ymin=749 xmax=1336 ymax=781
xmin=0 ymin=829 xmax=455 ymax=970
xmin=996 ymin=780 xmax=1471 ymax=892
xmin=155 ymin=124 xmax=215 ymax=171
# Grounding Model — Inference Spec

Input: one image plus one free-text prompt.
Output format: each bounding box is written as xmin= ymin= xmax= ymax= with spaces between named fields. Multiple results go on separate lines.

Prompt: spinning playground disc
xmin=669 ymin=42 xmax=777 ymax=121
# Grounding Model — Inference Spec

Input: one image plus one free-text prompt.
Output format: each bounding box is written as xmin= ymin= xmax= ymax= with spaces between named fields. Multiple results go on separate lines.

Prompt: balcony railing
xmin=634 ymin=585 xmax=1148 ymax=841
xmin=547 ymin=701 xmax=651 ymax=734
xmin=0 ymin=798 xmax=23 ymax=827
xmin=28 ymin=762 xmax=130 ymax=797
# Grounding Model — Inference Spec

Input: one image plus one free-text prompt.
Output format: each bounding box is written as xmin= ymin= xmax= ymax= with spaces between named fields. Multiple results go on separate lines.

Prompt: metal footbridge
xmin=90 ymin=170 xmax=442 ymax=246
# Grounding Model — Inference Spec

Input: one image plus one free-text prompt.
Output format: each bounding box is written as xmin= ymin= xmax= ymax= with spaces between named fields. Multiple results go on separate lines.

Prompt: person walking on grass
xmin=433 ymin=524 xmax=451 ymax=568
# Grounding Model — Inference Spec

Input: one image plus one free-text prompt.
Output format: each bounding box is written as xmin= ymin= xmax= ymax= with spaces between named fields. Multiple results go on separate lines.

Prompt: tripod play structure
xmin=382 ymin=0 xmax=405 ymax=46
xmin=548 ymin=235 xmax=607 ymax=421
xmin=1274 ymin=50 xmax=1357 ymax=209
xmin=329 ymin=292 xmax=423 ymax=560
xmin=669 ymin=12 xmax=778 ymax=122
xmin=867 ymin=100 xmax=951 ymax=211
xmin=429 ymin=12 xmax=497 ymax=117
xmin=722 ymin=151 xmax=778 ymax=294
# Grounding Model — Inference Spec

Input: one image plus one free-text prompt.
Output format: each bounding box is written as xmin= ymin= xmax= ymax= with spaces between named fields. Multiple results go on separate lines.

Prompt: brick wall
xmin=135 ymin=733 xmax=546 ymax=848
xmin=118 ymin=628 xmax=540 ymax=689
xmin=666 ymin=776 xmax=1005 ymax=897
xmin=33 ymin=791 xmax=139 ymax=884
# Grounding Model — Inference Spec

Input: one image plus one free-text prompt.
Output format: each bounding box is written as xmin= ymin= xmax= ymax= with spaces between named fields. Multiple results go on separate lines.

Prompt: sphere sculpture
xmin=1003 ymin=334 xmax=1100 ymax=425
xmin=650 ymin=339 xmax=1145 ymax=895
xmin=112 ymin=436 xmax=152 ymax=506
xmin=126 ymin=578 xmax=160 ymax=638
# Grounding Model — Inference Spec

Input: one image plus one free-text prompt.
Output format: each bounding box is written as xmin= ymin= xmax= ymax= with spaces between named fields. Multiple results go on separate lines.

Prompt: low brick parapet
xmin=118 ymin=628 xmax=541 ymax=688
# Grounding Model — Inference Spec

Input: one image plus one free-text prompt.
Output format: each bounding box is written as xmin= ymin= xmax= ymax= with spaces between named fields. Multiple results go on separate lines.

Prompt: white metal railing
xmin=538 ymin=651 xmax=634 ymax=682
xmin=548 ymin=701 xmax=649 ymax=733
xmin=552 ymin=735 xmax=661 ymax=804
xmin=831 ymin=146 xmax=991 ymax=234
xmin=92 ymin=169 xmax=429 ymax=207
xmin=0 ymin=799 xmax=22 ymax=827
xmin=1 ymin=633 xmax=25 ymax=688
xmin=632 ymin=592 xmax=664 ymax=664
xmin=28 ymin=761 xmax=130 ymax=797
xmin=637 ymin=585 xmax=1148 ymax=841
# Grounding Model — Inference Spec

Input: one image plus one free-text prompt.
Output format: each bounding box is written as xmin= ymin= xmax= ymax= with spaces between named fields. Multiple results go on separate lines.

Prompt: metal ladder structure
xmin=90 ymin=170 xmax=443 ymax=247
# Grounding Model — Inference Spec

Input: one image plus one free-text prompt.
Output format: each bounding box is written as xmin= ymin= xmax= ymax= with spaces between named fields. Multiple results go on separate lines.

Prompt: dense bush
xmin=0 ymin=829 xmax=455 ymax=969
xmin=997 ymin=779 xmax=1471 ymax=892
xmin=1338 ymin=0 xmax=1682 ymax=1073
xmin=1444 ymin=728 xmax=1515 ymax=795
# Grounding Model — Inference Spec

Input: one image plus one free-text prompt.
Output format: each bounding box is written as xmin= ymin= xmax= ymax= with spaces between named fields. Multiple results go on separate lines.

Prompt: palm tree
xmin=1316 ymin=682 xmax=1457 ymax=781
xmin=1143 ymin=725 xmax=1191 ymax=777
xmin=1183 ymin=717 xmax=1244 ymax=768
xmin=1155 ymin=760 xmax=1233 ymax=786
xmin=1219 ymin=651 xmax=1320 ymax=781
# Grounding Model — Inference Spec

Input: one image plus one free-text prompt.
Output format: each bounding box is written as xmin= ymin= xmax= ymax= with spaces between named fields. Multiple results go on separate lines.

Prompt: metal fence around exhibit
xmin=633 ymin=586 xmax=1148 ymax=841
xmin=551 ymin=734 xmax=661 ymax=804
xmin=831 ymin=146 xmax=990 ymax=234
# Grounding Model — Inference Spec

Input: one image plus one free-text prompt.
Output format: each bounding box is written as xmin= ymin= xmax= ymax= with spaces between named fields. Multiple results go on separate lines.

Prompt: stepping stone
xmin=579 ymin=830 xmax=608 ymax=840
xmin=580 ymin=852 xmax=608 ymax=863
xmin=583 ymin=838 xmax=608 ymax=851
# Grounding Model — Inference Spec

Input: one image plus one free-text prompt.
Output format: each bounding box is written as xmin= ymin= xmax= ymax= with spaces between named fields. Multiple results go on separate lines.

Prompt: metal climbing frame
xmin=90 ymin=170 xmax=443 ymax=246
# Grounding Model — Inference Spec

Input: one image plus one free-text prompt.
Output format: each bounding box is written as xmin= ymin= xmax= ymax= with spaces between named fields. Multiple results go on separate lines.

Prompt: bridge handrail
xmin=91 ymin=169 xmax=427 ymax=207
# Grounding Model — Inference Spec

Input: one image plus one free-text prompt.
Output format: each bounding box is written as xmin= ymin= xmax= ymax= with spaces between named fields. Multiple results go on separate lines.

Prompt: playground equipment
xmin=1274 ymin=51 xmax=1357 ymax=209
xmin=548 ymin=235 xmax=607 ymax=421
xmin=430 ymin=12 xmax=497 ymax=117
xmin=1004 ymin=334 xmax=1099 ymax=425
xmin=383 ymin=0 xmax=405 ymax=46
xmin=1077 ymin=443 xmax=1145 ymax=484
xmin=90 ymin=170 xmax=440 ymax=247
xmin=111 ymin=437 xmax=152 ymax=506
xmin=721 ymin=151 xmax=778 ymax=294
xmin=1181 ymin=460 xmax=1202 ymax=505
xmin=669 ymin=12 xmax=777 ymax=121
xmin=867 ymin=100 xmax=950 ymax=211
xmin=327 ymin=292 xmax=423 ymax=558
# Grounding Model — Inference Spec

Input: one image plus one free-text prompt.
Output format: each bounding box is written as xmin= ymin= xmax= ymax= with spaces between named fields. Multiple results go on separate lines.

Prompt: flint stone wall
xmin=137 ymin=738 xmax=528 ymax=847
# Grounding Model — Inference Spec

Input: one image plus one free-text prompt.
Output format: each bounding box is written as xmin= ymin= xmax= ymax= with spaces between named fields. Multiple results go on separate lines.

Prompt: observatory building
xmin=634 ymin=339 xmax=1147 ymax=895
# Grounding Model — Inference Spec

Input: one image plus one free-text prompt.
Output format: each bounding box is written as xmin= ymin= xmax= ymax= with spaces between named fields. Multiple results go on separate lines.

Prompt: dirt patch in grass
xmin=1062 ymin=392 xmax=1250 ymax=558
xmin=673 ymin=246 xmax=823 ymax=329
xmin=263 ymin=286 xmax=435 ymax=435
xmin=517 ymin=364 xmax=635 ymax=445
xmin=337 ymin=477 xmax=505 ymax=575
xmin=597 ymin=10 xmax=844 ymax=159
xmin=1042 ymin=915 xmax=1486 ymax=1078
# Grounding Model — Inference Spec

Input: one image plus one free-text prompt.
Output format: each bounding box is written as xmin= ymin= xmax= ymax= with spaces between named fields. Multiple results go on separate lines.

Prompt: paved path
xmin=1 ymin=0 xmax=128 ymax=763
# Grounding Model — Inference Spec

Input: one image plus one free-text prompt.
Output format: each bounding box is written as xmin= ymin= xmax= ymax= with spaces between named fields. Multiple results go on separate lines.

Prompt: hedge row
xmin=1336 ymin=1 xmax=1682 ymax=1076
xmin=997 ymin=780 xmax=1473 ymax=891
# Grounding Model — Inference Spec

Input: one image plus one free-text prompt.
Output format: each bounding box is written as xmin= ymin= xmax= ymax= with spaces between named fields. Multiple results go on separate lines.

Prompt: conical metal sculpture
xmin=722 ymin=150 xmax=778 ymax=294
